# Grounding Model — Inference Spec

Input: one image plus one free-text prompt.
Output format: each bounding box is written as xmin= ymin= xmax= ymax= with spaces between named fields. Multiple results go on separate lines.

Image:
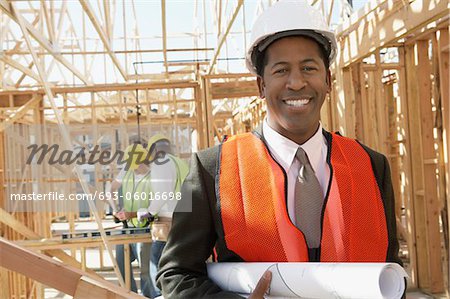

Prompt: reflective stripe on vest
xmin=122 ymin=170 xmax=152 ymax=227
xmin=218 ymin=132 xmax=388 ymax=262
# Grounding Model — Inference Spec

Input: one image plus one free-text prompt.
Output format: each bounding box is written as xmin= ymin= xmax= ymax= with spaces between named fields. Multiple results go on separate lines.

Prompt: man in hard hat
xmin=157 ymin=1 xmax=401 ymax=298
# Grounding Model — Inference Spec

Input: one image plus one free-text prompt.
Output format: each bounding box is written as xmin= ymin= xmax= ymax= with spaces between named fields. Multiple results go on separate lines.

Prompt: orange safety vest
xmin=218 ymin=132 xmax=388 ymax=262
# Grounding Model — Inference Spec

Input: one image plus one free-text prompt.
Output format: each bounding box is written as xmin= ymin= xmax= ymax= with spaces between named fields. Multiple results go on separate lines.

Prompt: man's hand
xmin=115 ymin=210 xmax=136 ymax=221
xmin=115 ymin=210 xmax=127 ymax=221
xmin=248 ymin=271 xmax=272 ymax=299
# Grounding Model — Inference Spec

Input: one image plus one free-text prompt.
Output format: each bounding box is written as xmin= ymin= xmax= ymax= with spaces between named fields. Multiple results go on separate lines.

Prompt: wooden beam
xmin=437 ymin=27 xmax=449 ymax=169
xmin=161 ymin=0 xmax=168 ymax=76
xmin=351 ymin=63 xmax=364 ymax=140
xmin=342 ymin=67 xmax=356 ymax=138
xmin=416 ymin=39 xmax=444 ymax=293
xmin=0 ymin=208 xmax=102 ymax=279
xmin=203 ymin=77 xmax=215 ymax=146
xmin=0 ymin=237 xmax=142 ymax=299
xmin=437 ymin=28 xmax=450 ymax=285
xmin=0 ymin=80 xmax=199 ymax=96
xmin=103 ymin=0 xmax=112 ymax=42
xmin=404 ymin=43 xmax=430 ymax=289
xmin=0 ymin=55 xmax=40 ymax=82
xmin=207 ymin=0 xmax=243 ymax=74
xmin=336 ymin=0 xmax=449 ymax=67
xmin=397 ymin=46 xmax=418 ymax=287
xmin=0 ymin=1 xmax=91 ymax=84
xmin=39 ymin=0 xmax=55 ymax=42
xmin=210 ymin=79 xmax=259 ymax=99
xmin=5 ymin=47 xmax=215 ymax=56
xmin=0 ymin=95 xmax=40 ymax=132
xmin=14 ymin=61 xmax=34 ymax=88
xmin=79 ymin=0 xmax=127 ymax=80
xmin=375 ymin=50 xmax=388 ymax=155
xmin=11 ymin=2 xmax=126 ymax=288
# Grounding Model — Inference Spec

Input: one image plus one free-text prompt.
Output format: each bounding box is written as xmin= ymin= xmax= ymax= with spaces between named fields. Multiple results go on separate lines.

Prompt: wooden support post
xmin=334 ymin=52 xmax=348 ymax=134
xmin=99 ymin=244 xmax=104 ymax=269
xmin=351 ymin=63 xmax=364 ymax=141
xmin=366 ymin=71 xmax=379 ymax=150
xmin=203 ymin=76 xmax=214 ymax=147
xmin=0 ymin=208 xmax=102 ymax=279
xmin=342 ymin=67 xmax=355 ymax=138
xmin=375 ymin=50 xmax=388 ymax=155
xmin=124 ymin=244 xmax=131 ymax=290
xmin=0 ymin=267 xmax=10 ymax=299
xmin=385 ymin=81 xmax=402 ymax=218
xmin=0 ymin=237 xmax=142 ymax=299
xmin=194 ymin=84 xmax=205 ymax=150
xmin=81 ymin=247 xmax=87 ymax=272
xmin=398 ymin=46 xmax=417 ymax=287
xmin=405 ymin=43 xmax=430 ymax=290
xmin=417 ymin=39 xmax=444 ymax=293
xmin=437 ymin=28 xmax=450 ymax=281
xmin=319 ymin=93 xmax=331 ymax=131
xmin=432 ymin=32 xmax=449 ymax=277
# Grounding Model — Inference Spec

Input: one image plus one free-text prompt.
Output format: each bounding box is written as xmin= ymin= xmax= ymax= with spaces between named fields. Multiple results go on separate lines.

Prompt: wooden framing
xmin=336 ymin=0 xmax=449 ymax=67
xmin=0 ymin=237 xmax=142 ymax=299
xmin=416 ymin=39 xmax=444 ymax=292
xmin=207 ymin=0 xmax=243 ymax=75
xmin=0 ymin=0 xmax=449 ymax=297
xmin=1 ymin=0 xmax=91 ymax=84
xmin=79 ymin=0 xmax=127 ymax=80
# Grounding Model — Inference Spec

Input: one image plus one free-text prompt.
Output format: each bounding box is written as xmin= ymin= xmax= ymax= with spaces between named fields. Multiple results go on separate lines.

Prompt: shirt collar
xmin=262 ymin=119 xmax=324 ymax=172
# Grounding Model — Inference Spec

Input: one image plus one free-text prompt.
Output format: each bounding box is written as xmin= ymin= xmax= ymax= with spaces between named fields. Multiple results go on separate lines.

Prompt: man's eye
xmin=275 ymin=69 xmax=287 ymax=74
xmin=303 ymin=66 xmax=317 ymax=71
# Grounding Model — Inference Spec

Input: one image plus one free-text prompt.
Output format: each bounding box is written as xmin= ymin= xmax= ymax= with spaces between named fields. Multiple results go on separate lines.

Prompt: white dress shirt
xmin=262 ymin=120 xmax=330 ymax=223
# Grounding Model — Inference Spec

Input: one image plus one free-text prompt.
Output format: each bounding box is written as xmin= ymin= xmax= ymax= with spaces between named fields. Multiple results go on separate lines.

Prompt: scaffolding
xmin=0 ymin=0 xmax=449 ymax=298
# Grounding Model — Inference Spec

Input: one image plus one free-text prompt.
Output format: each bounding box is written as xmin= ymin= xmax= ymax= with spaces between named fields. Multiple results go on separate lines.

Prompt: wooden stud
xmin=342 ymin=67 xmax=355 ymax=138
xmin=416 ymin=39 xmax=444 ymax=293
xmin=375 ymin=50 xmax=388 ymax=155
xmin=1 ymin=237 xmax=142 ymax=298
xmin=336 ymin=0 xmax=449 ymax=67
xmin=397 ymin=45 xmax=418 ymax=287
xmin=405 ymin=43 xmax=431 ymax=290
xmin=437 ymin=28 xmax=450 ymax=278
xmin=351 ymin=63 xmax=364 ymax=141
xmin=124 ymin=244 xmax=131 ymax=290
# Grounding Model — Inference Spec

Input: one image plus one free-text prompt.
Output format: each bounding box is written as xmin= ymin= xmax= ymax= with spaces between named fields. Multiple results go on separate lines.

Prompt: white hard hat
xmin=246 ymin=0 xmax=337 ymax=75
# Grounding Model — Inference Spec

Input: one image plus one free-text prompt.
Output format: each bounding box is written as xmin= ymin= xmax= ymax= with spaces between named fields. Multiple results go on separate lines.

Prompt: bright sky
xmin=4 ymin=0 xmax=371 ymax=87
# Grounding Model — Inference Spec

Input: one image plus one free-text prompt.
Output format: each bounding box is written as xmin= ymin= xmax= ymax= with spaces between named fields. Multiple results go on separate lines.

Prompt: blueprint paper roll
xmin=207 ymin=262 xmax=407 ymax=299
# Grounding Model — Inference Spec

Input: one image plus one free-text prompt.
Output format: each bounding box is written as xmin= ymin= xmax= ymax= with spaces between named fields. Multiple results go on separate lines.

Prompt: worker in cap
xmin=157 ymin=1 xmax=401 ymax=298
xmin=110 ymin=142 xmax=156 ymax=297
xmin=128 ymin=134 xmax=189 ymax=298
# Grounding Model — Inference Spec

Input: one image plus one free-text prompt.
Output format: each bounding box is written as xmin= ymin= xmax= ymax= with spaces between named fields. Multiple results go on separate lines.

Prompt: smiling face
xmin=257 ymin=36 xmax=331 ymax=145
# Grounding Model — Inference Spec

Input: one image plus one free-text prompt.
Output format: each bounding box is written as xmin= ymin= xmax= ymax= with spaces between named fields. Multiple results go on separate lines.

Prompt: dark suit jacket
xmin=156 ymin=129 xmax=401 ymax=298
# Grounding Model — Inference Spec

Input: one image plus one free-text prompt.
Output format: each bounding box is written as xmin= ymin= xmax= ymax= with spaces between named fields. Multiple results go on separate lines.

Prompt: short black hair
xmin=255 ymin=36 xmax=330 ymax=77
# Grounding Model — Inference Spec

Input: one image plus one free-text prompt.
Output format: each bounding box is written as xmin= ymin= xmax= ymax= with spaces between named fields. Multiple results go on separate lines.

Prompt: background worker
xmin=157 ymin=1 xmax=401 ymax=298
xmin=112 ymin=143 xmax=154 ymax=298
xmin=134 ymin=134 xmax=189 ymax=298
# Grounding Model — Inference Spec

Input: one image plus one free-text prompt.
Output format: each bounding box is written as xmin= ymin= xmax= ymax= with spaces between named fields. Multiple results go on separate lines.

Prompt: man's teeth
xmin=284 ymin=99 xmax=310 ymax=107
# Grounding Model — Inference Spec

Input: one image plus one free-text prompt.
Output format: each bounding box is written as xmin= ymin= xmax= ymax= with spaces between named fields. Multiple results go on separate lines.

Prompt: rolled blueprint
xmin=207 ymin=262 xmax=407 ymax=299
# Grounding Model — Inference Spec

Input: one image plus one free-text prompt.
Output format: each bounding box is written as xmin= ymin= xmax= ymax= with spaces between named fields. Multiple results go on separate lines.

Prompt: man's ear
xmin=326 ymin=70 xmax=332 ymax=93
xmin=257 ymin=75 xmax=265 ymax=99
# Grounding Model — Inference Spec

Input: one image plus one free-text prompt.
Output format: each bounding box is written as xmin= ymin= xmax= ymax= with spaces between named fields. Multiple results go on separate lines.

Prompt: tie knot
xmin=295 ymin=147 xmax=309 ymax=165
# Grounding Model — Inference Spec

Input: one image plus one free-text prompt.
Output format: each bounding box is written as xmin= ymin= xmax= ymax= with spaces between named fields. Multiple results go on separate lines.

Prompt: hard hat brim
xmin=257 ymin=29 xmax=331 ymax=57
